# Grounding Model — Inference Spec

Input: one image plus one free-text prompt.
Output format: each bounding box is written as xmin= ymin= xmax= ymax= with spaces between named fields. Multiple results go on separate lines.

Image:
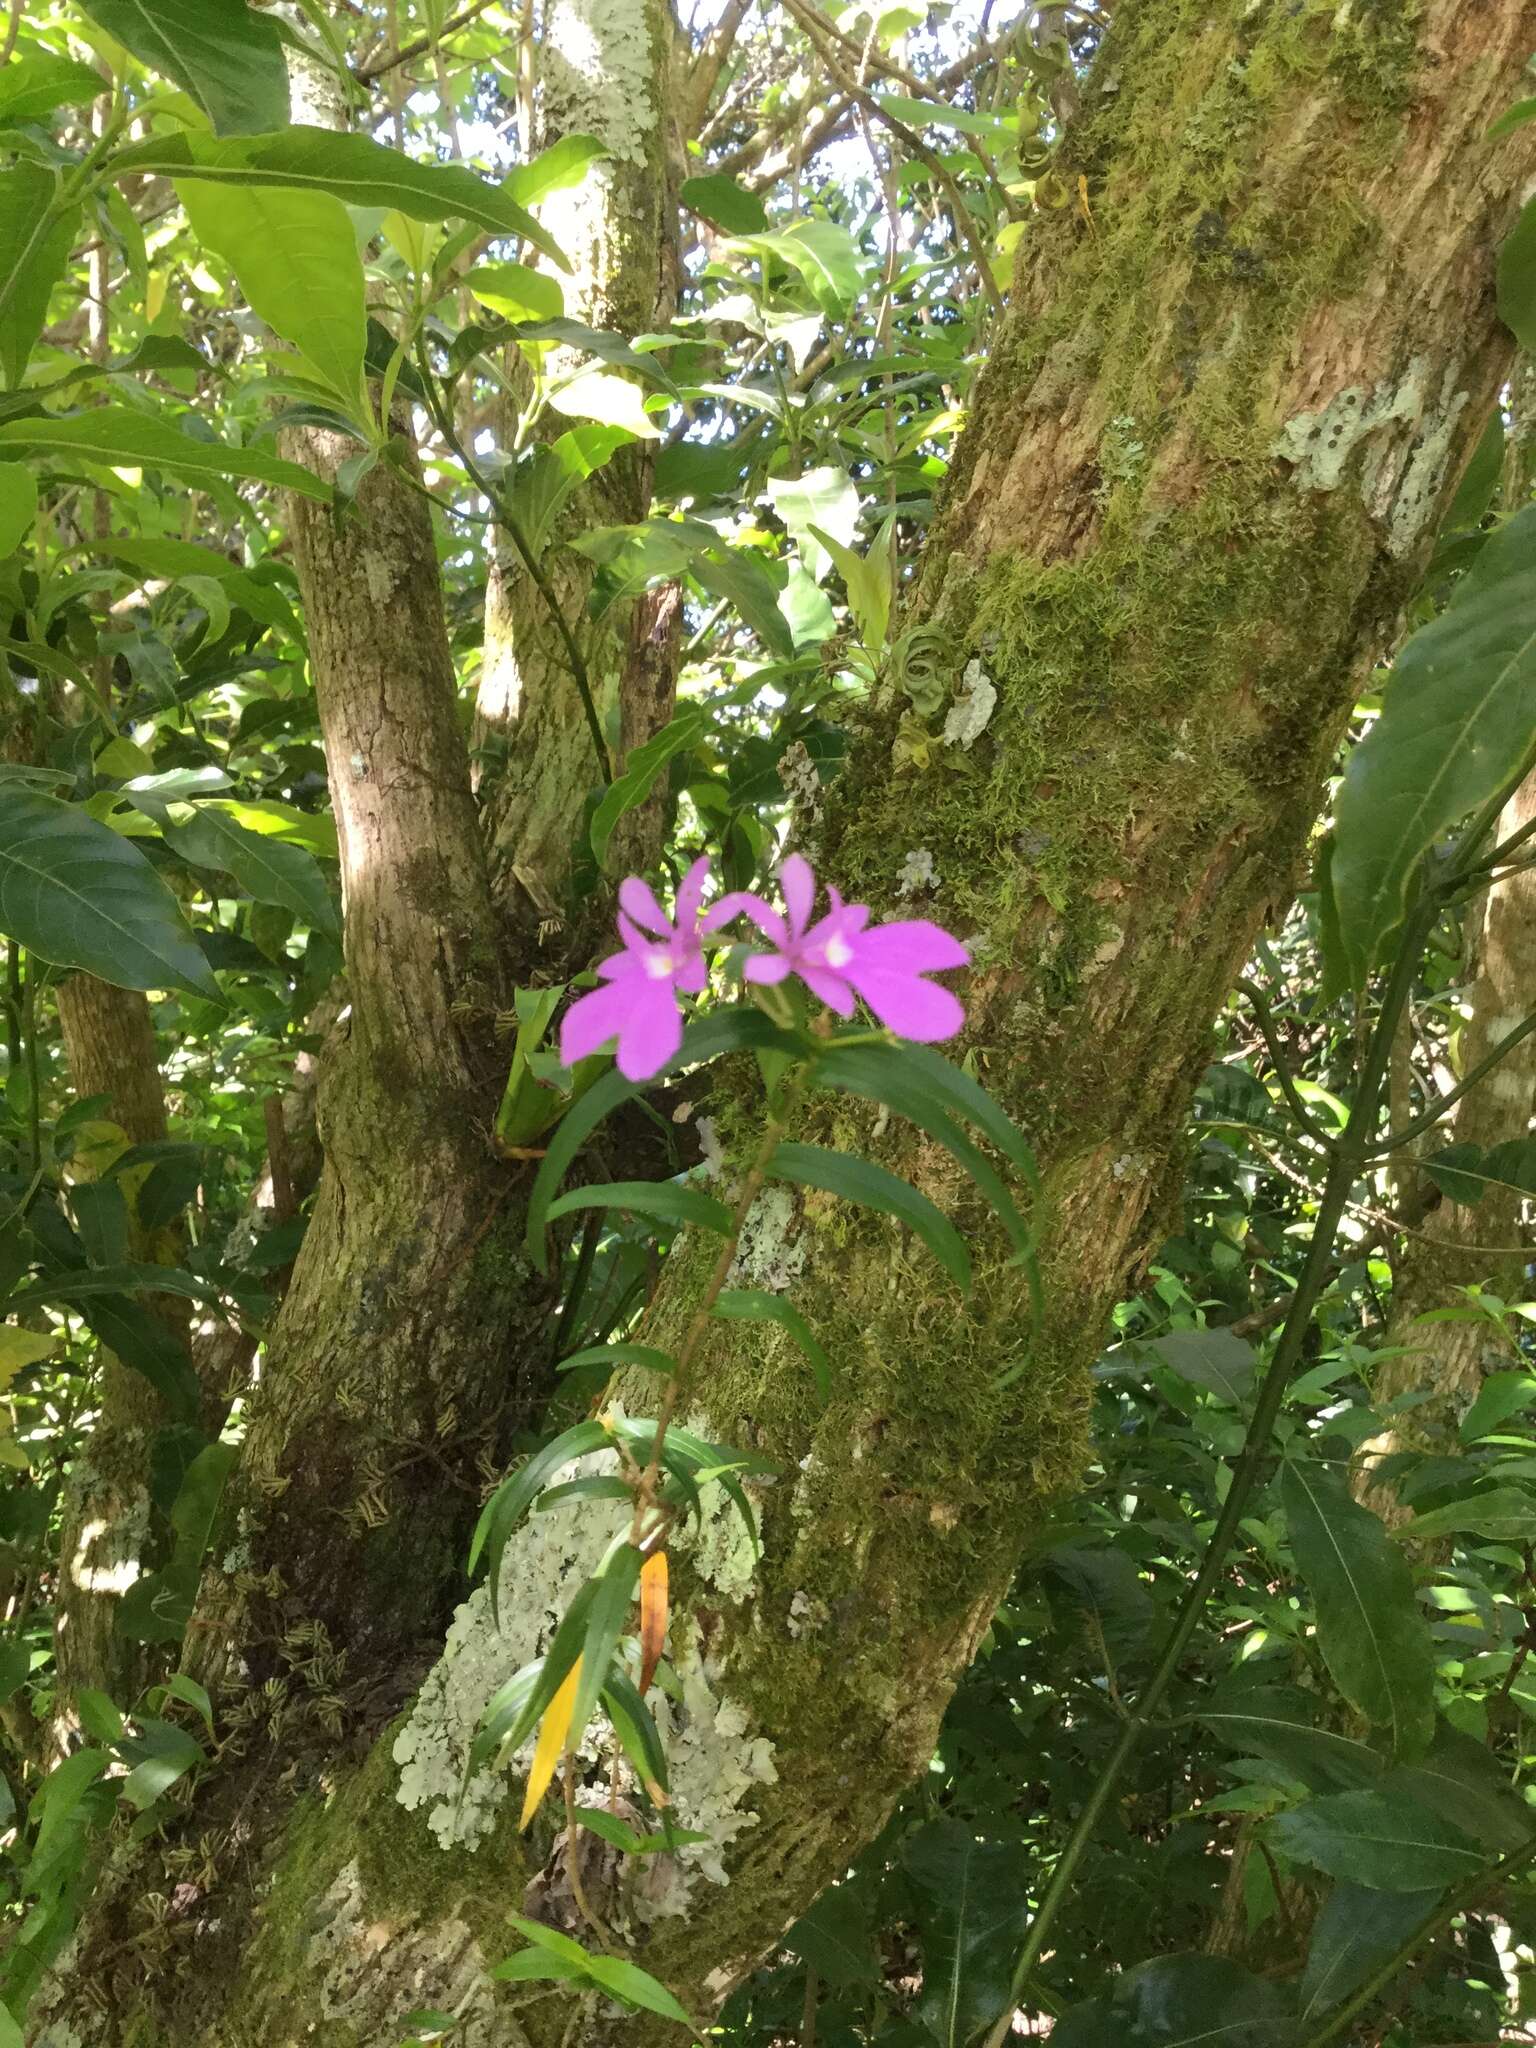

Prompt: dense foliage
xmin=2 ymin=3 xmax=1536 ymax=2045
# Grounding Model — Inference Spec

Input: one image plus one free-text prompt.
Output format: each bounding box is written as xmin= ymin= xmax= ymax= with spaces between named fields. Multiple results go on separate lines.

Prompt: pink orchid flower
xmin=710 ymin=853 xmax=969 ymax=1041
xmin=560 ymin=857 xmax=711 ymax=1081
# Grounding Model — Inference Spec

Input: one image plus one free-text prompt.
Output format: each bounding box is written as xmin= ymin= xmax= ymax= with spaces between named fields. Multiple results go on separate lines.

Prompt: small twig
xmin=355 ymin=0 xmax=496 ymax=79
xmin=0 ymin=0 xmax=23 ymax=68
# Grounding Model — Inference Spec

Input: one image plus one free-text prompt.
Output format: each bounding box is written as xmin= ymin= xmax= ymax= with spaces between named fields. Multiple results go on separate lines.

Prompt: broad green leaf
xmin=544 ymin=1180 xmax=733 ymax=1239
xmin=79 ymin=1294 xmax=199 ymax=1420
xmin=1051 ymin=1954 xmax=1299 ymax=2047
xmin=1281 ymin=1458 xmax=1435 ymax=1757
xmin=212 ymin=798 xmax=338 ymax=859
xmin=113 ymin=127 xmax=567 ymax=269
xmin=177 ymin=181 xmax=367 ymax=420
xmin=1460 ymin=1368 xmax=1536 ymax=1441
xmin=1333 ymin=505 xmax=1536 ymax=975
xmin=548 ymin=368 xmax=658 ymax=439
xmin=465 ymin=262 xmax=564 ymax=324
xmin=766 ymin=465 xmax=859 ymax=584
xmin=0 ymin=790 xmax=219 ymax=999
xmin=590 ymin=709 xmax=704 ymax=868
xmin=520 ymin=322 xmax=676 ymax=391
xmin=0 ymin=51 xmax=109 ymax=125
xmin=1443 ymin=407 xmax=1505 ymax=534
xmin=1390 ymin=1484 xmax=1536 ymax=1544
xmin=0 ymin=165 xmax=80 ymax=389
xmin=1491 ymin=97 xmax=1536 ymax=139
xmin=692 ymin=543 xmax=795 ymax=656
xmin=505 ymin=132 xmax=608 ymax=208
xmin=1269 ymin=1787 xmax=1485 ymax=1889
xmin=0 ymin=411 xmax=330 ymax=501
xmin=117 ymin=1714 xmax=202 ymax=1808
xmin=1299 ymin=1883 xmax=1438 ymax=2021
xmin=875 ymin=91 xmax=1020 ymax=140
xmin=902 ymin=1821 xmax=1031 ymax=2048
xmin=164 ymin=806 xmax=339 ymax=938
xmin=507 ymin=424 xmax=633 ymax=553
xmin=1384 ymin=1722 xmax=1534 ymax=1854
xmin=807 ymin=522 xmax=889 ymax=650
xmin=75 ymin=0 xmax=288 ymax=133
xmin=712 ymin=1288 xmax=830 ymax=1399
xmin=680 ymin=172 xmax=768 ymax=235
xmin=785 ymin=1882 xmax=881 ymax=1990
xmin=0 ymin=464 xmax=35 ymax=558
xmin=1198 ymin=1685 xmax=1385 ymax=1793
xmin=1138 ymin=1326 xmax=1257 ymax=1404
xmin=733 ymin=221 xmax=865 ymax=318
xmin=766 ymin=1141 xmax=971 ymax=1294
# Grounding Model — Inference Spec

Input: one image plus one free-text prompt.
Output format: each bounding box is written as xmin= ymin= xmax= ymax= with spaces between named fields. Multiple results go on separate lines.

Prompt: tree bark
xmin=33 ymin=2 xmax=1536 ymax=2043
xmin=51 ymin=977 xmax=185 ymax=1733
xmin=476 ymin=0 xmax=684 ymax=909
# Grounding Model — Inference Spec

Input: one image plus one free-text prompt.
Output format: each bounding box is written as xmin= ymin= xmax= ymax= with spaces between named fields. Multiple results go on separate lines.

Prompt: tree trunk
xmin=51 ymin=977 xmax=185 ymax=1733
xmin=33 ymin=2 xmax=1536 ymax=2042
xmin=476 ymin=0 xmax=683 ymax=909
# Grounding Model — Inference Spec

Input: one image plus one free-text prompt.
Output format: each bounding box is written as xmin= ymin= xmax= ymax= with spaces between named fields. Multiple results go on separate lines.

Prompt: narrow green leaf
xmin=601 ymin=1669 xmax=670 ymax=1796
xmin=543 ymin=1180 xmax=734 ymax=1239
xmin=1269 ymin=1787 xmax=1485 ymax=1889
xmin=766 ymin=1141 xmax=971 ymax=1294
xmin=0 ymin=410 xmax=330 ymax=501
xmin=1460 ymin=1368 xmax=1536 ymax=1441
xmin=177 ymin=180 xmax=367 ymax=420
xmin=164 ymin=806 xmax=339 ymax=938
xmin=1390 ymin=1484 xmax=1536 ymax=1544
xmin=113 ymin=127 xmax=567 ymax=270
xmin=581 ymin=1953 xmax=696 ymax=2030
xmin=569 ymin=1545 xmax=641 ymax=1751
xmin=1500 ymin=195 xmax=1536 ymax=349
xmin=0 ymin=463 xmax=37 ymax=557
xmin=1198 ymin=1686 xmax=1385 ymax=1793
xmin=469 ymin=1419 xmax=611 ymax=1623
xmin=555 ymin=1342 xmax=677 ymax=1375
xmin=79 ymin=1294 xmax=199 ymax=1421
xmin=590 ymin=710 xmax=703 ymax=869
xmin=0 ymin=790 xmax=219 ymax=999
xmin=75 ymin=0 xmax=288 ymax=133
xmin=712 ymin=1288 xmax=830 ymax=1399
xmin=0 ymin=165 xmax=80 ymax=389
xmin=1281 ymin=1458 xmax=1435 ymax=1757
xmin=1333 ymin=505 xmax=1536 ymax=975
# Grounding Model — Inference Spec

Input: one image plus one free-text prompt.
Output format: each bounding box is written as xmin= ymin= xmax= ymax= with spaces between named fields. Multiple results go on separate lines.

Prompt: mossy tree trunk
xmin=33 ymin=2 xmax=1536 ymax=2043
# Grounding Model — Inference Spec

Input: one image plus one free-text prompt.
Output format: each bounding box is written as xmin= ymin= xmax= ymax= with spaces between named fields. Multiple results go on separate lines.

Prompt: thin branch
xmin=356 ymin=0 xmax=497 ymax=81
xmin=0 ymin=0 xmax=23 ymax=68
xmin=1235 ymin=979 xmax=1336 ymax=1151
xmin=1367 ymin=1007 xmax=1536 ymax=1157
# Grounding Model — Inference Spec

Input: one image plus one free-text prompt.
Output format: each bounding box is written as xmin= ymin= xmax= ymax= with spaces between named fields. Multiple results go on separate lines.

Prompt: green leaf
xmin=1500 ymin=195 xmax=1536 ymax=350
xmin=524 ymin=1008 xmax=805 ymax=1270
xmin=465 ymin=262 xmax=563 ymax=324
xmin=766 ymin=1141 xmax=971 ymax=1294
xmin=1491 ymin=96 xmax=1536 ymax=139
xmin=1333 ymin=504 xmax=1536 ymax=976
xmin=766 ymin=465 xmax=859 ymax=584
xmin=507 ymin=424 xmax=633 ymax=554
xmin=505 ymin=133 xmax=607 ymax=209
xmin=0 ymin=165 xmax=80 ymax=390
xmin=177 ymin=181 xmax=367 ymax=420
xmin=469 ymin=1419 xmax=610 ymax=1622
xmin=79 ymin=1294 xmax=200 ymax=1421
xmin=1269 ymin=1787 xmax=1485 ymax=1889
xmin=543 ymin=1180 xmax=734 ymax=1241
xmin=874 ymin=91 xmax=1020 ymax=139
xmin=490 ymin=1949 xmax=588 ymax=1987
xmin=1051 ymin=1954 xmax=1299 ymax=2047
xmin=569 ymin=1546 xmax=642 ymax=1767
xmin=1199 ymin=1685 xmax=1385 ymax=1793
xmin=1460 ymin=1367 xmax=1536 ymax=1441
xmin=785 ymin=1882 xmax=881 ymax=1990
xmin=1390 ymin=1483 xmax=1536 ymax=1544
xmin=806 ymin=522 xmax=888 ymax=650
xmin=76 ymin=0 xmax=288 ymax=133
xmin=0 ymin=463 xmax=36 ymax=558
xmin=712 ymin=1289 xmax=830 ymax=1399
xmin=590 ymin=709 xmax=704 ymax=869
xmin=164 ymin=806 xmax=339 ymax=938
xmin=581 ymin=1953 xmax=696 ymax=2031
xmin=1443 ymin=407 xmax=1505 ymax=535
xmin=0 ymin=790 xmax=220 ymax=999
xmin=1281 ymin=1458 xmax=1435 ymax=1757
xmin=733 ymin=220 xmax=865 ymax=318
xmin=0 ymin=410 xmax=330 ymax=501
xmin=117 ymin=1714 xmax=202 ymax=1808
xmin=1383 ymin=1722 xmax=1534 ymax=1854
xmin=114 ymin=128 xmax=567 ymax=269
xmin=0 ymin=51 xmax=110 ymax=125
xmin=555 ymin=1342 xmax=677 ymax=1376
xmin=680 ymin=173 xmax=768 ymax=235
xmin=1299 ymin=1884 xmax=1438 ymax=2021
xmin=1138 ymin=1326 xmax=1257 ymax=1404
xmin=601 ymin=1669 xmax=670 ymax=1797
xmin=902 ymin=1821 xmax=1031 ymax=2048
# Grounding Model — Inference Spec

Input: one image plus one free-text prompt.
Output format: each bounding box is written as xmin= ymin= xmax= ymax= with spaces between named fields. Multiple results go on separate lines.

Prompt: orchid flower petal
xmin=703 ymin=891 xmax=789 ymax=946
xmin=673 ymin=856 xmax=712 ymax=932
xmin=616 ymin=979 xmax=685 ymax=1080
xmin=618 ymin=875 xmax=672 ymax=939
xmin=854 ymin=921 xmax=971 ymax=974
xmin=742 ymin=952 xmax=794 ymax=985
xmin=560 ymin=976 xmax=636 ymax=1067
xmin=779 ymin=853 xmax=816 ymax=938
xmin=843 ymin=962 xmax=965 ymax=1041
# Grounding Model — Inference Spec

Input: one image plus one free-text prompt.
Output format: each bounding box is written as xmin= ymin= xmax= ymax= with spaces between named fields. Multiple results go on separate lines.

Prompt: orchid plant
xmin=465 ymin=857 xmax=1037 ymax=1939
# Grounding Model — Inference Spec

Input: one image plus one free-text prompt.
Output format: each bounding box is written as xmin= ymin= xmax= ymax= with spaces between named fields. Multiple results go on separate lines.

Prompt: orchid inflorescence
xmin=560 ymin=853 xmax=971 ymax=1081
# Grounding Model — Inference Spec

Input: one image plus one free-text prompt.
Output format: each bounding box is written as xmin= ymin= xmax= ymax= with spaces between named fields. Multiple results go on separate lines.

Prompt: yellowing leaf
xmin=520 ymin=1660 xmax=580 ymax=1831
xmin=0 ymin=1329 xmax=57 ymax=1392
xmin=638 ymin=1549 xmax=668 ymax=1697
